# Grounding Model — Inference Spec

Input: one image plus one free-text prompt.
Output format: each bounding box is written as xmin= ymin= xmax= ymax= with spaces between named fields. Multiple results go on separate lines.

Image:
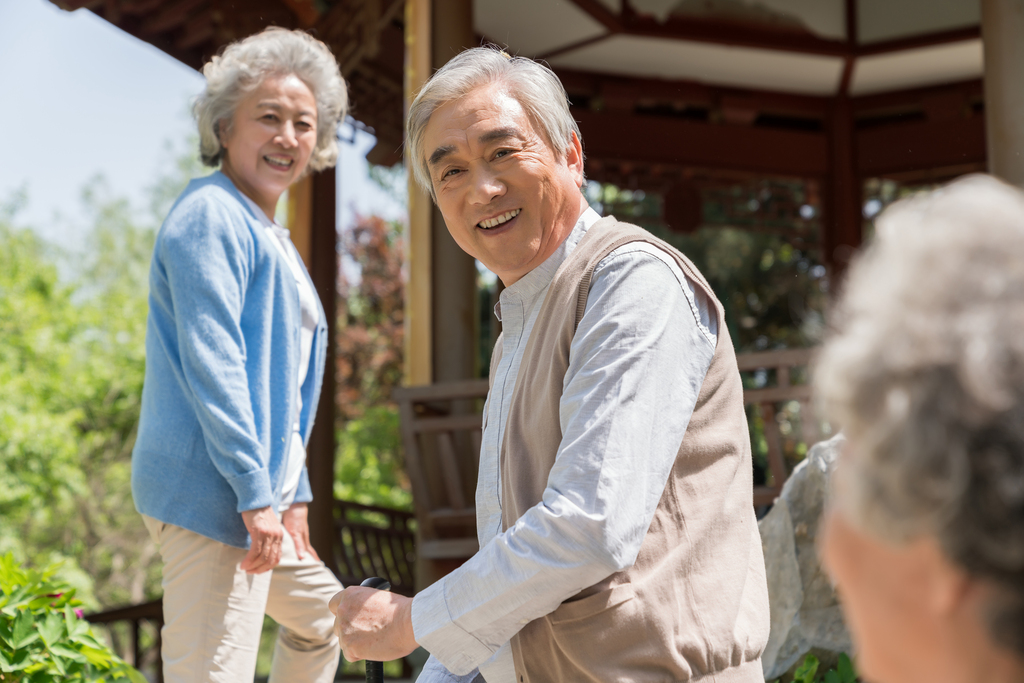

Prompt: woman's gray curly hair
xmin=406 ymin=45 xmax=583 ymax=200
xmin=194 ymin=27 xmax=348 ymax=172
xmin=816 ymin=174 xmax=1024 ymax=655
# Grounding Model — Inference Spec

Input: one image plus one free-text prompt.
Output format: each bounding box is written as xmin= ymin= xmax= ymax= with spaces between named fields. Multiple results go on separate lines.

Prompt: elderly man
xmin=330 ymin=46 xmax=769 ymax=683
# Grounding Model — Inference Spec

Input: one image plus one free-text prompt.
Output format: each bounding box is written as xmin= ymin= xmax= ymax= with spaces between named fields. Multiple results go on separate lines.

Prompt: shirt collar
xmin=495 ymin=205 xmax=602 ymax=321
xmin=237 ymin=189 xmax=291 ymax=240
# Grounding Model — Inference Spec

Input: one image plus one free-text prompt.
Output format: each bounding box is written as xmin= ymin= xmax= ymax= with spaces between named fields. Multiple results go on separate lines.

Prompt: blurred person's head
xmin=407 ymin=46 xmax=587 ymax=285
xmin=193 ymin=27 xmax=347 ymax=216
xmin=816 ymin=174 xmax=1024 ymax=683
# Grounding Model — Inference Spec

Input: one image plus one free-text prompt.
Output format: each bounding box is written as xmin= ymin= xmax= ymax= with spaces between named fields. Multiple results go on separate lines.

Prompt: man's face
xmin=422 ymin=81 xmax=586 ymax=286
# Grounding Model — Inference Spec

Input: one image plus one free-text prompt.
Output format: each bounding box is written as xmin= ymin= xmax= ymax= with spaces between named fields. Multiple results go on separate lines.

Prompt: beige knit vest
xmin=489 ymin=217 xmax=769 ymax=683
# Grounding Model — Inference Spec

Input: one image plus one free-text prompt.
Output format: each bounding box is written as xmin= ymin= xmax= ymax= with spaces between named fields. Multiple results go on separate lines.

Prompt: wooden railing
xmin=737 ymin=348 xmax=825 ymax=506
xmin=85 ymin=598 xmax=163 ymax=683
xmin=333 ymin=499 xmax=417 ymax=597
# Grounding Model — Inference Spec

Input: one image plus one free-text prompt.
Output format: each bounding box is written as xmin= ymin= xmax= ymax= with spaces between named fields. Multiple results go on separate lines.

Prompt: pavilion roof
xmin=49 ymin=0 xmax=984 ymax=171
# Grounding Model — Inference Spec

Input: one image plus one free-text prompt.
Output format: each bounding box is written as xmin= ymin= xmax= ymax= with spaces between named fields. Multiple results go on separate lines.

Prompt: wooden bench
xmin=392 ymin=380 xmax=488 ymax=588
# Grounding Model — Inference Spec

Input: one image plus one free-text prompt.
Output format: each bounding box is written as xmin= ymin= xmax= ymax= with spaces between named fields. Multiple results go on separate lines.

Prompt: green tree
xmin=333 ymin=213 xmax=411 ymax=510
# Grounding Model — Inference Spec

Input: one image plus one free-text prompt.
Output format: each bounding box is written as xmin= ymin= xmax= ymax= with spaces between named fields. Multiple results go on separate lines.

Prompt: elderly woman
xmin=816 ymin=174 xmax=1024 ymax=683
xmin=131 ymin=27 xmax=347 ymax=682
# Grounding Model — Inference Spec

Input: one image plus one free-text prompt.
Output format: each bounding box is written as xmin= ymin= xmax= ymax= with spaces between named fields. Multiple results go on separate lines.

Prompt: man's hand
xmin=282 ymin=502 xmax=319 ymax=561
xmin=240 ymin=506 xmax=284 ymax=574
xmin=328 ymin=587 xmax=418 ymax=663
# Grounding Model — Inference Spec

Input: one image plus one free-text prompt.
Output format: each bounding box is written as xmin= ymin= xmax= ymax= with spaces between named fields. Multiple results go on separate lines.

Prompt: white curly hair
xmin=193 ymin=27 xmax=348 ymax=173
xmin=816 ymin=173 xmax=1024 ymax=655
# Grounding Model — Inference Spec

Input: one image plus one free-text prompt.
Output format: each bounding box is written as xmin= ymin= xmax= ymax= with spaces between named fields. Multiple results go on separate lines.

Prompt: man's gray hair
xmin=406 ymin=46 xmax=583 ymax=198
xmin=194 ymin=27 xmax=348 ymax=172
xmin=816 ymin=174 xmax=1024 ymax=655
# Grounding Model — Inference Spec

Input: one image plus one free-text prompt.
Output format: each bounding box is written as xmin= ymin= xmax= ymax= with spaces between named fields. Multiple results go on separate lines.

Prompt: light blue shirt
xmin=413 ymin=208 xmax=718 ymax=681
xmin=132 ymin=171 xmax=327 ymax=549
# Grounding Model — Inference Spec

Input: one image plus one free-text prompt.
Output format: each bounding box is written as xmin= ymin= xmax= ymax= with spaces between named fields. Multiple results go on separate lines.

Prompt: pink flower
xmin=74 ymin=609 xmax=84 ymax=619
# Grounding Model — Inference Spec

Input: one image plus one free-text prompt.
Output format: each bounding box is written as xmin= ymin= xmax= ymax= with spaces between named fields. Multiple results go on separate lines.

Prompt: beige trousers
xmin=143 ymin=515 xmax=342 ymax=683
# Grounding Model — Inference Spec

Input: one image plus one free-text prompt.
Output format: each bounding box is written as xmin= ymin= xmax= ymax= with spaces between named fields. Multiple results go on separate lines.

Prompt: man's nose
xmin=469 ymin=168 xmax=505 ymax=203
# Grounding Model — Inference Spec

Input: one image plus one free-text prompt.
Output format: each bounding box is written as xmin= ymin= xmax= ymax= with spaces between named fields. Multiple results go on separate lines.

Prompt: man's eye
xmin=494 ymin=149 xmax=511 ymax=159
xmin=442 ymin=168 xmax=461 ymax=179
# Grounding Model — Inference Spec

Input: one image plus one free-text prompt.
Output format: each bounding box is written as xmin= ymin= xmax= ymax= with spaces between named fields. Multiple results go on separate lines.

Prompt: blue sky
xmin=0 ymin=0 xmax=405 ymax=247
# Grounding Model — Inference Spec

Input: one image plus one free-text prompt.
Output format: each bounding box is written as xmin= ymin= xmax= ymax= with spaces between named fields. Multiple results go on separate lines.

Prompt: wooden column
xmin=404 ymin=0 xmax=434 ymax=386
xmin=982 ymin=0 xmax=1024 ymax=187
xmin=824 ymin=95 xmax=862 ymax=282
xmin=430 ymin=0 xmax=478 ymax=383
xmin=307 ymin=166 xmax=339 ymax=573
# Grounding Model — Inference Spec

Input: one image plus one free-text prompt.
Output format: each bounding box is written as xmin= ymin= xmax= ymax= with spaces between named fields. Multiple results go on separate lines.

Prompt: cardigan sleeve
xmin=156 ymin=194 xmax=275 ymax=513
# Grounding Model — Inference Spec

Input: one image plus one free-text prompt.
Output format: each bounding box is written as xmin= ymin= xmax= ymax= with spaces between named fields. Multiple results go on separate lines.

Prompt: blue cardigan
xmin=132 ymin=171 xmax=328 ymax=549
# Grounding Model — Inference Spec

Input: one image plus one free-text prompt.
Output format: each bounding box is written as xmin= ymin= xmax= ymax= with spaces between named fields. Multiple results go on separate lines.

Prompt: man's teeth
xmin=478 ymin=209 xmax=521 ymax=229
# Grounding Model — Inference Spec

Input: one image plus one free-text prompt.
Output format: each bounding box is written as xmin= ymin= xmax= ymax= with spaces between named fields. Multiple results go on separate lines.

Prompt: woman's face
xmin=219 ymin=73 xmax=318 ymax=218
xmin=819 ymin=444 xmax=987 ymax=683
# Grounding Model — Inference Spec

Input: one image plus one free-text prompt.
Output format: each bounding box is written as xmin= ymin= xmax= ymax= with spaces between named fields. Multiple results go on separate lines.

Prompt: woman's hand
xmin=282 ymin=502 xmax=320 ymax=561
xmin=240 ymin=506 xmax=285 ymax=573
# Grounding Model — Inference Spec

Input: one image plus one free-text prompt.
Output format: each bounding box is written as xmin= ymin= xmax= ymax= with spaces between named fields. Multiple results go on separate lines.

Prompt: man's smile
xmin=477 ymin=208 xmax=521 ymax=229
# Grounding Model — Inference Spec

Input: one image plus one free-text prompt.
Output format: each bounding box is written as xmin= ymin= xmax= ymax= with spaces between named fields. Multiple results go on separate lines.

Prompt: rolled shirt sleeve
xmin=412 ymin=243 xmax=717 ymax=676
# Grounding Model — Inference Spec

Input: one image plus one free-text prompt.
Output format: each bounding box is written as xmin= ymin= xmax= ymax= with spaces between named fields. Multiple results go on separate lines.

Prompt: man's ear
xmin=566 ymin=131 xmax=585 ymax=189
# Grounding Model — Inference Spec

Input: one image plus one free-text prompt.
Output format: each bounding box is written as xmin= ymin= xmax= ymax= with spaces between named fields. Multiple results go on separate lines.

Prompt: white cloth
xmin=411 ymin=208 xmax=718 ymax=681
xmin=239 ymin=194 xmax=319 ymax=510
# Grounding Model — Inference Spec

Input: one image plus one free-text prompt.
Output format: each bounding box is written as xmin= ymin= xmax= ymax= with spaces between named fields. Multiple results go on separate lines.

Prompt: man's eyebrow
xmin=478 ymin=127 xmax=523 ymax=145
xmin=428 ymin=145 xmax=456 ymax=167
xmin=427 ymin=127 xmax=524 ymax=168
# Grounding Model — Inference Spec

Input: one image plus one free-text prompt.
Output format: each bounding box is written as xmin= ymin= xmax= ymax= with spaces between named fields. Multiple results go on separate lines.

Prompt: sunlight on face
xmin=220 ymin=73 xmax=318 ymax=218
xmin=421 ymin=82 xmax=586 ymax=286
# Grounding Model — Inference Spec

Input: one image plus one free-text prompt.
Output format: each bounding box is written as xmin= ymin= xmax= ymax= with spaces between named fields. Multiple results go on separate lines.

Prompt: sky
xmin=0 ymin=0 xmax=406 ymax=248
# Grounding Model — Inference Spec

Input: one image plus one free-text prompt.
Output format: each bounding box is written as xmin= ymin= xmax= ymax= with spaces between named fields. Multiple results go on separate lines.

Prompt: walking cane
xmin=359 ymin=577 xmax=392 ymax=683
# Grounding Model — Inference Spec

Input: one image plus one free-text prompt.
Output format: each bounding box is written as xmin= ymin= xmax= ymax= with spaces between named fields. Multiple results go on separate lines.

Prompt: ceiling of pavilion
xmin=51 ymin=0 xmax=985 ymax=168
xmin=477 ymin=0 xmax=982 ymax=96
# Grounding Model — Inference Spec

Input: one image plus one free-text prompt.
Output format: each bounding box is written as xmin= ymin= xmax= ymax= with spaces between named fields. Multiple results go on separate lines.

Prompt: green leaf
xmin=824 ymin=670 xmax=840 ymax=683
xmin=37 ymin=611 xmax=64 ymax=647
xmin=70 ymin=631 xmax=107 ymax=650
xmin=49 ymin=642 xmax=87 ymax=662
xmin=4 ymin=646 xmax=32 ymax=671
xmin=48 ymin=646 xmax=68 ymax=676
xmin=123 ymin=664 xmax=149 ymax=683
xmin=837 ymin=653 xmax=856 ymax=683
xmin=66 ymin=607 xmax=90 ymax=639
xmin=11 ymin=609 xmax=39 ymax=649
xmin=793 ymin=653 xmax=819 ymax=683
xmin=80 ymin=644 xmax=115 ymax=667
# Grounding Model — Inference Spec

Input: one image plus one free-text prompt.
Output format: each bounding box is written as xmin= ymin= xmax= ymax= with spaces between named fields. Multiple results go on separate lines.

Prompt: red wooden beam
xmin=857 ymin=25 xmax=981 ymax=56
xmin=574 ymin=108 xmax=829 ymax=176
xmin=857 ymin=116 xmax=986 ymax=176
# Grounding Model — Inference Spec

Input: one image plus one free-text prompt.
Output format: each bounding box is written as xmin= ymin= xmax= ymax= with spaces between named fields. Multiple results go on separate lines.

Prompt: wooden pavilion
xmin=51 ymin=0 xmax=1024 ymax=573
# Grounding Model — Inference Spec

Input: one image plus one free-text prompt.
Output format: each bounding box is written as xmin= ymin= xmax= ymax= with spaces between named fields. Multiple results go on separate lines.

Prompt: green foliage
xmin=0 ymin=138 xmax=203 ymax=612
xmin=777 ymin=653 xmax=858 ymax=683
xmin=0 ymin=553 xmax=145 ymax=683
xmin=335 ymin=212 xmax=411 ymax=510
xmin=334 ymin=406 xmax=411 ymax=511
